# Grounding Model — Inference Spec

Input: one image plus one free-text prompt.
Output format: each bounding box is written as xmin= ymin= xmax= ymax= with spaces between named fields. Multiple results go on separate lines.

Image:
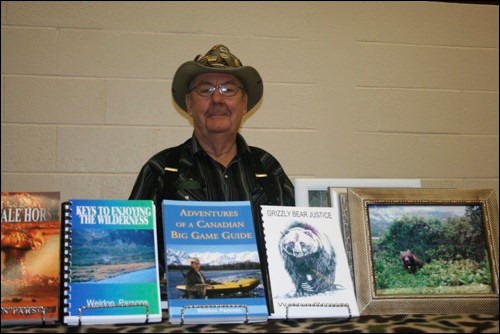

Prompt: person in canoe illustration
xmin=185 ymin=257 xmax=220 ymax=299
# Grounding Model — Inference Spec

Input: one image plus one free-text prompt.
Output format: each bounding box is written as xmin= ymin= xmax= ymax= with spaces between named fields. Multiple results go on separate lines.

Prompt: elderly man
xmin=184 ymin=257 xmax=219 ymax=299
xmin=129 ymin=45 xmax=295 ymax=299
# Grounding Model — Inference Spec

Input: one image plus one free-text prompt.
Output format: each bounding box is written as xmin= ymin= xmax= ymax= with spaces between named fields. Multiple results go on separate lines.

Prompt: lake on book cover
xmin=168 ymin=269 xmax=264 ymax=299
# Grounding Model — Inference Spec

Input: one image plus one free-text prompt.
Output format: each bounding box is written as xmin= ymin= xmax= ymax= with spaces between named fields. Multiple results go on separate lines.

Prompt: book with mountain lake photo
xmin=61 ymin=199 xmax=162 ymax=325
xmin=162 ymin=200 xmax=268 ymax=324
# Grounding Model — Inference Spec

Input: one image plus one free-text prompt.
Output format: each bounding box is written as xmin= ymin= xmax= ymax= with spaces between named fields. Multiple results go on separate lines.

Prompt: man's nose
xmin=210 ymin=89 xmax=224 ymax=103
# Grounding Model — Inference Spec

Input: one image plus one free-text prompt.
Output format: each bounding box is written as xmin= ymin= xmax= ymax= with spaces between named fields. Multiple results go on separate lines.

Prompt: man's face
xmin=186 ymin=73 xmax=247 ymax=138
xmin=191 ymin=261 xmax=201 ymax=272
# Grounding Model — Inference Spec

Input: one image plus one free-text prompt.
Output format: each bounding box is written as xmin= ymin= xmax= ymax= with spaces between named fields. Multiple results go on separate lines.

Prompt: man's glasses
xmin=189 ymin=83 xmax=244 ymax=97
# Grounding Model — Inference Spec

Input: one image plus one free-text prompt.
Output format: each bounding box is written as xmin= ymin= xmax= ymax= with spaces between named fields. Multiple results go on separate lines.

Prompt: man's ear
xmin=185 ymin=95 xmax=193 ymax=117
xmin=242 ymin=91 xmax=248 ymax=114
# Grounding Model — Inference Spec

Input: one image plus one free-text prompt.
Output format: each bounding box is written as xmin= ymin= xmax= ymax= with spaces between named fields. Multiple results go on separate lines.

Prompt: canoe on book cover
xmin=176 ymin=278 xmax=260 ymax=297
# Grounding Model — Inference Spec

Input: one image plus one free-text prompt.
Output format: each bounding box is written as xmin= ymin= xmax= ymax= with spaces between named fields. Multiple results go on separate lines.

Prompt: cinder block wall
xmin=1 ymin=2 xmax=498 ymax=201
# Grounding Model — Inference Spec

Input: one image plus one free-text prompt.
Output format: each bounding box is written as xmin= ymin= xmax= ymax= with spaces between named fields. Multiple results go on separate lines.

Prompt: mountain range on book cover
xmin=162 ymin=200 xmax=268 ymax=324
xmin=1 ymin=192 xmax=61 ymax=325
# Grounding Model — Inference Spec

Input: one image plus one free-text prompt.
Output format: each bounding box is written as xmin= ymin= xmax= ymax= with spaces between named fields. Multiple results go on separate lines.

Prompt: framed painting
xmin=348 ymin=188 xmax=499 ymax=315
xmin=294 ymin=179 xmax=421 ymax=207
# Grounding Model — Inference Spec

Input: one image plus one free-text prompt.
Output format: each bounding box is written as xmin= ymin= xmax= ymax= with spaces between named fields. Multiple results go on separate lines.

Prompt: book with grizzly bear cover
xmin=1 ymin=192 xmax=61 ymax=326
xmin=261 ymin=205 xmax=359 ymax=319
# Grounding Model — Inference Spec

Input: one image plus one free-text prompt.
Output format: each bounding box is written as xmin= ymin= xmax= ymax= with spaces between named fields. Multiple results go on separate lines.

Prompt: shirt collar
xmin=188 ymin=133 xmax=252 ymax=157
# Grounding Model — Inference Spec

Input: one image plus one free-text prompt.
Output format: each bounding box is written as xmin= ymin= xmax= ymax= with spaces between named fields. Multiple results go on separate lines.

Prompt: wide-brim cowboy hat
xmin=171 ymin=44 xmax=263 ymax=113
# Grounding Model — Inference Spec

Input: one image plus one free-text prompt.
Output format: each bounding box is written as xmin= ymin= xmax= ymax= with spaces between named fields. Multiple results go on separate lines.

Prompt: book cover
xmin=1 ymin=192 xmax=61 ymax=326
xmin=261 ymin=205 xmax=360 ymax=319
xmin=163 ymin=200 xmax=268 ymax=324
xmin=62 ymin=199 xmax=162 ymax=325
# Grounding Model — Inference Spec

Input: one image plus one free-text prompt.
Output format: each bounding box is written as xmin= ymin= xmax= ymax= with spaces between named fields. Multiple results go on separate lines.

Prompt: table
xmin=2 ymin=313 xmax=498 ymax=333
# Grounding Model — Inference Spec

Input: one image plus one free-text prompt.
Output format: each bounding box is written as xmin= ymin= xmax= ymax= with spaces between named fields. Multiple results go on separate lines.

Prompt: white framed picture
xmin=294 ymin=178 xmax=421 ymax=207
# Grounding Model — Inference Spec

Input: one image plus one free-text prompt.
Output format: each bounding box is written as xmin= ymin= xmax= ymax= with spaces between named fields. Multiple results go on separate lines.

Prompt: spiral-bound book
xmin=261 ymin=205 xmax=359 ymax=319
xmin=163 ymin=200 xmax=268 ymax=324
xmin=61 ymin=199 xmax=162 ymax=325
xmin=1 ymin=192 xmax=61 ymax=326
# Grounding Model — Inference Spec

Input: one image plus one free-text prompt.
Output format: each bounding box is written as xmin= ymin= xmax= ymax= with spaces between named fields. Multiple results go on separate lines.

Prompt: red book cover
xmin=1 ymin=192 xmax=60 ymax=325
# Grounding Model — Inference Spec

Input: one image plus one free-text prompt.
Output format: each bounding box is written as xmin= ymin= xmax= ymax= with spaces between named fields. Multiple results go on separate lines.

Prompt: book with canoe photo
xmin=162 ymin=200 xmax=268 ymax=324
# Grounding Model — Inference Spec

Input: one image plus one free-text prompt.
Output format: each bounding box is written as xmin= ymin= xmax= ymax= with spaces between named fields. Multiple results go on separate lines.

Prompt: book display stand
xmin=77 ymin=303 xmax=150 ymax=326
xmin=283 ymin=302 xmax=351 ymax=321
xmin=180 ymin=304 xmax=250 ymax=325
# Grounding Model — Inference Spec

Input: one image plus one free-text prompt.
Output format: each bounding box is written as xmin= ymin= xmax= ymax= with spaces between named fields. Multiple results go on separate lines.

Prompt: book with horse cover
xmin=1 ymin=192 xmax=61 ymax=326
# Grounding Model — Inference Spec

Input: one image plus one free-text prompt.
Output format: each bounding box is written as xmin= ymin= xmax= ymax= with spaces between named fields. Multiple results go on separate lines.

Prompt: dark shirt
xmin=130 ymin=133 xmax=294 ymax=204
xmin=130 ymin=133 xmax=294 ymax=230
xmin=184 ymin=269 xmax=216 ymax=299
xmin=129 ymin=133 xmax=295 ymax=272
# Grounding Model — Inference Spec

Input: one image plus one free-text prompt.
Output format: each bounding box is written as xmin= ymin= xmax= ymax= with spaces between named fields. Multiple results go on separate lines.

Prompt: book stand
xmin=284 ymin=302 xmax=352 ymax=320
xmin=180 ymin=304 xmax=249 ymax=325
xmin=77 ymin=302 xmax=150 ymax=326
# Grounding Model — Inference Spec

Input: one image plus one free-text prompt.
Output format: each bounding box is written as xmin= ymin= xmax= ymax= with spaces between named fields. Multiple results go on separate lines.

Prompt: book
xmin=261 ymin=205 xmax=360 ymax=319
xmin=1 ymin=192 xmax=61 ymax=326
xmin=61 ymin=199 xmax=162 ymax=325
xmin=162 ymin=200 xmax=268 ymax=324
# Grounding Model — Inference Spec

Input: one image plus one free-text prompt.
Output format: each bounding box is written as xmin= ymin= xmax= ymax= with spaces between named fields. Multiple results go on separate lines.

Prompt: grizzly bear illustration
xmin=279 ymin=222 xmax=336 ymax=296
xmin=400 ymin=249 xmax=423 ymax=273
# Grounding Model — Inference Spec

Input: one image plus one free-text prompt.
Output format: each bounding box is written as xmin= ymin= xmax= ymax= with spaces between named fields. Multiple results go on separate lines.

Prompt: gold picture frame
xmin=348 ymin=188 xmax=499 ymax=315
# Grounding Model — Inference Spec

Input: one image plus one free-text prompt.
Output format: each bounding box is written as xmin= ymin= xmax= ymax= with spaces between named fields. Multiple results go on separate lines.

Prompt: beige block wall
xmin=1 ymin=1 xmax=498 ymax=201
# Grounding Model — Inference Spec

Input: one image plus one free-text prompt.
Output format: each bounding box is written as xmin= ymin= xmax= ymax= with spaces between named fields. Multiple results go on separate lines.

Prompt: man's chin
xmin=206 ymin=116 xmax=231 ymax=125
xmin=207 ymin=128 xmax=232 ymax=134
xmin=205 ymin=120 xmax=233 ymax=133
